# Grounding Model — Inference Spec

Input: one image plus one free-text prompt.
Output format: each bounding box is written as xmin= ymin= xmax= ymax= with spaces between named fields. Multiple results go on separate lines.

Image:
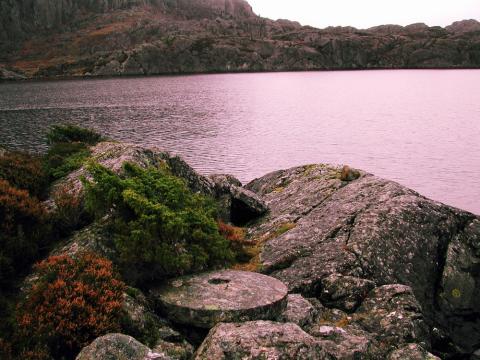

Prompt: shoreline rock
xmin=245 ymin=163 xmax=480 ymax=357
xmin=22 ymin=142 xmax=479 ymax=359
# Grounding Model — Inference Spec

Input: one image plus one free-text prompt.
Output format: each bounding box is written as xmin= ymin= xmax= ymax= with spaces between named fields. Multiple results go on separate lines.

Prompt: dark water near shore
xmin=0 ymin=70 xmax=479 ymax=214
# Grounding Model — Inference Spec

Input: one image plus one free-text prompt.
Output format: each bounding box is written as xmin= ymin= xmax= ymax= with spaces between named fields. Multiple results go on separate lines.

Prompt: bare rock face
xmin=446 ymin=19 xmax=480 ymax=34
xmin=194 ymin=321 xmax=332 ymax=360
xmin=318 ymin=274 xmax=375 ymax=312
xmin=151 ymin=270 xmax=288 ymax=328
xmin=280 ymin=294 xmax=318 ymax=328
xmin=245 ymin=163 xmax=480 ymax=356
xmin=309 ymin=325 xmax=373 ymax=359
xmin=353 ymin=285 xmax=430 ymax=352
xmin=76 ymin=333 xmax=171 ymax=360
xmin=173 ymin=0 xmax=255 ymax=19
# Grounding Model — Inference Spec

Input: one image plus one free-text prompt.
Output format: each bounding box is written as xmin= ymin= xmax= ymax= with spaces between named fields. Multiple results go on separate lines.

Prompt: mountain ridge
xmin=0 ymin=0 xmax=479 ymax=79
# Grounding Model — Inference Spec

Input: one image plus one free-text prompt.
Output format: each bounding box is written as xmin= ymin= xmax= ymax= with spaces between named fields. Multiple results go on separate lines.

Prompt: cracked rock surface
xmin=245 ymin=163 xmax=480 ymax=356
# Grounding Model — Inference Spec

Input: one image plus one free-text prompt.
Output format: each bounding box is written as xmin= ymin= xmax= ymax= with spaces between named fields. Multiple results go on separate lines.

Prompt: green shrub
xmin=16 ymin=252 xmax=125 ymax=359
xmin=45 ymin=142 xmax=91 ymax=180
xmin=83 ymin=162 xmax=233 ymax=286
xmin=0 ymin=151 xmax=49 ymax=198
xmin=44 ymin=125 xmax=104 ymax=180
xmin=46 ymin=125 xmax=104 ymax=145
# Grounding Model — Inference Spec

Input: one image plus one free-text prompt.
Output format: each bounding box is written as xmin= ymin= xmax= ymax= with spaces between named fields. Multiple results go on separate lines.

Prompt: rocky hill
xmin=0 ymin=0 xmax=479 ymax=79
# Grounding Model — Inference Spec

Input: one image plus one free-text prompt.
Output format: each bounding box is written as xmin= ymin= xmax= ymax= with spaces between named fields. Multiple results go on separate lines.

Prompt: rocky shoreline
xmin=16 ymin=141 xmax=477 ymax=360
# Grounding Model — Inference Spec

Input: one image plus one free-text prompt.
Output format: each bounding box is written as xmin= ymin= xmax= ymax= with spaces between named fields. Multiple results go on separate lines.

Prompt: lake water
xmin=0 ymin=70 xmax=479 ymax=214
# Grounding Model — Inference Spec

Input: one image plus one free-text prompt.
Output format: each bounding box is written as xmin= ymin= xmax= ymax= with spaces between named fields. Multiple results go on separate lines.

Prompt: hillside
xmin=0 ymin=0 xmax=480 ymax=79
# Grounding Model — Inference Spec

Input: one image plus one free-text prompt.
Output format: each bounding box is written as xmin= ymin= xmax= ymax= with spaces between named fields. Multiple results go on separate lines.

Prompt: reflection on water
xmin=0 ymin=70 xmax=479 ymax=214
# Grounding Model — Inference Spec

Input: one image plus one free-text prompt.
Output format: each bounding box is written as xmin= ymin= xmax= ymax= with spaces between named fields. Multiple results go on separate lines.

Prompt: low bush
xmin=16 ymin=252 xmax=125 ymax=359
xmin=0 ymin=179 xmax=49 ymax=287
xmin=0 ymin=151 xmax=49 ymax=198
xmin=83 ymin=162 xmax=234 ymax=286
xmin=44 ymin=142 xmax=91 ymax=180
xmin=46 ymin=124 xmax=104 ymax=145
xmin=44 ymin=125 xmax=104 ymax=180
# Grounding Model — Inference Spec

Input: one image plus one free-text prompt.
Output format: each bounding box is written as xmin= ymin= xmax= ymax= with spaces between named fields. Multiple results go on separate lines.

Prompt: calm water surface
xmin=0 ymin=70 xmax=479 ymax=214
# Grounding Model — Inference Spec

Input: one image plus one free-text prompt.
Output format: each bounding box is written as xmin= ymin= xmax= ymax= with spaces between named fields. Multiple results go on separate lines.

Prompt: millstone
xmin=151 ymin=270 xmax=288 ymax=328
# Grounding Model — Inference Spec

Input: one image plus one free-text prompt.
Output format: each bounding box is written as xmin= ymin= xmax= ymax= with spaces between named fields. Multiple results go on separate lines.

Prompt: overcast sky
xmin=248 ymin=0 xmax=480 ymax=29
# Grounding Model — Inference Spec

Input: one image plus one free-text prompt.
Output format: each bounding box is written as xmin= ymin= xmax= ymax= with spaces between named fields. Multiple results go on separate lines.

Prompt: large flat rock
xmin=245 ymin=163 xmax=480 ymax=356
xmin=151 ymin=270 xmax=288 ymax=328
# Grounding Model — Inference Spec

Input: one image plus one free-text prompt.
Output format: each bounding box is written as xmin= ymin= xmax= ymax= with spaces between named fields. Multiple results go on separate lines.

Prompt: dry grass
xmin=230 ymin=222 xmax=297 ymax=272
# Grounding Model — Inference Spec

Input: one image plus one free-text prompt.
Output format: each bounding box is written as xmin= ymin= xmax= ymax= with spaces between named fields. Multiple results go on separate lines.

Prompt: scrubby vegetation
xmin=83 ymin=162 xmax=234 ymax=286
xmin=0 ymin=125 xmax=105 ymax=359
xmin=44 ymin=124 xmax=104 ymax=180
xmin=46 ymin=124 xmax=104 ymax=146
xmin=16 ymin=252 xmax=125 ymax=359
xmin=0 ymin=179 xmax=50 ymax=288
xmin=0 ymin=125 xmax=245 ymax=359
xmin=0 ymin=151 xmax=49 ymax=198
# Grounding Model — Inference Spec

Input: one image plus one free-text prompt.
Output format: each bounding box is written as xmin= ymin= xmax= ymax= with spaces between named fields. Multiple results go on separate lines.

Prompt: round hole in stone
xmin=208 ymin=278 xmax=230 ymax=285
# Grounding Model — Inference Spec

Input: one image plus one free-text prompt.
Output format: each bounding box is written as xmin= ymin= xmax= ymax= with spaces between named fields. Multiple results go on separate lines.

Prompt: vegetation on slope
xmin=0 ymin=124 xmax=239 ymax=359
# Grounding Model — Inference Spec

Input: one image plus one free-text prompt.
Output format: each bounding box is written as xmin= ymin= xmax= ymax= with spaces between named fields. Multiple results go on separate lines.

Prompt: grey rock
xmin=245 ymin=163 xmax=480 ymax=353
xmin=152 ymin=340 xmax=194 ymax=360
xmin=310 ymin=326 xmax=373 ymax=360
xmin=76 ymin=333 xmax=171 ymax=360
xmin=194 ymin=321 xmax=332 ymax=359
xmin=122 ymin=289 xmax=183 ymax=347
xmin=306 ymin=285 xmax=430 ymax=358
xmin=387 ymin=343 xmax=440 ymax=360
xmin=353 ymin=285 xmax=430 ymax=352
xmin=209 ymin=173 xmax=268 ymax=224
xmin=437 ymin=218 xmax=480 ymax=352
xmin=319 ymin=274 xmax=375 ymax=312
xmin=446 ymin=19 xmax=480 ymax=34
xmin=151 ymin=270 xmax=288 ymax=328
xmin=280 ymin=294 xmax=318 ymax=328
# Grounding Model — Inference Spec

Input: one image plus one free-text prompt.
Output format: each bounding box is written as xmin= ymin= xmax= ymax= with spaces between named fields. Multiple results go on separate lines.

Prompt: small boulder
xmin=311 ymin=326 xmax=373 ymax=360
xmin=194 ymin=321 xmax=332 ymax=359
xmin=280 ymin=294 xmax=318 ymax=328
xmin=76 ymin=333 xmax=171 ymax=360
xmin=122 ymin=289 xmax=182 ymax=346
xmin=319 ymin=274 xmax=376 ymax=312
xmin=152 ymin=339 xmax=194 ymax=360
xmin=209 ymin=173 xmax=268 ymax=225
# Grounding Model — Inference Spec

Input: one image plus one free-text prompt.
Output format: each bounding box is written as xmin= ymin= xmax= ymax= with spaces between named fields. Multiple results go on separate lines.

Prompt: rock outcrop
xmin=195 ymin=321 xmax=331 ymax=359
xmin=28 ymin=142 xmax=480 ymax=359
xmin=245 ymin=163 xmax=480 ymax=357
xmin=76 ymin=333 xmax=171 ymax=360
xmin=1 ymin=0 xmax=479 ymax=78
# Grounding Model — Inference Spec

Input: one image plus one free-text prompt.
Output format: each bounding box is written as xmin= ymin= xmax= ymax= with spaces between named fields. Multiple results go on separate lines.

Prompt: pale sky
xmin=248 ymin=0 xmax=480 ymax=29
